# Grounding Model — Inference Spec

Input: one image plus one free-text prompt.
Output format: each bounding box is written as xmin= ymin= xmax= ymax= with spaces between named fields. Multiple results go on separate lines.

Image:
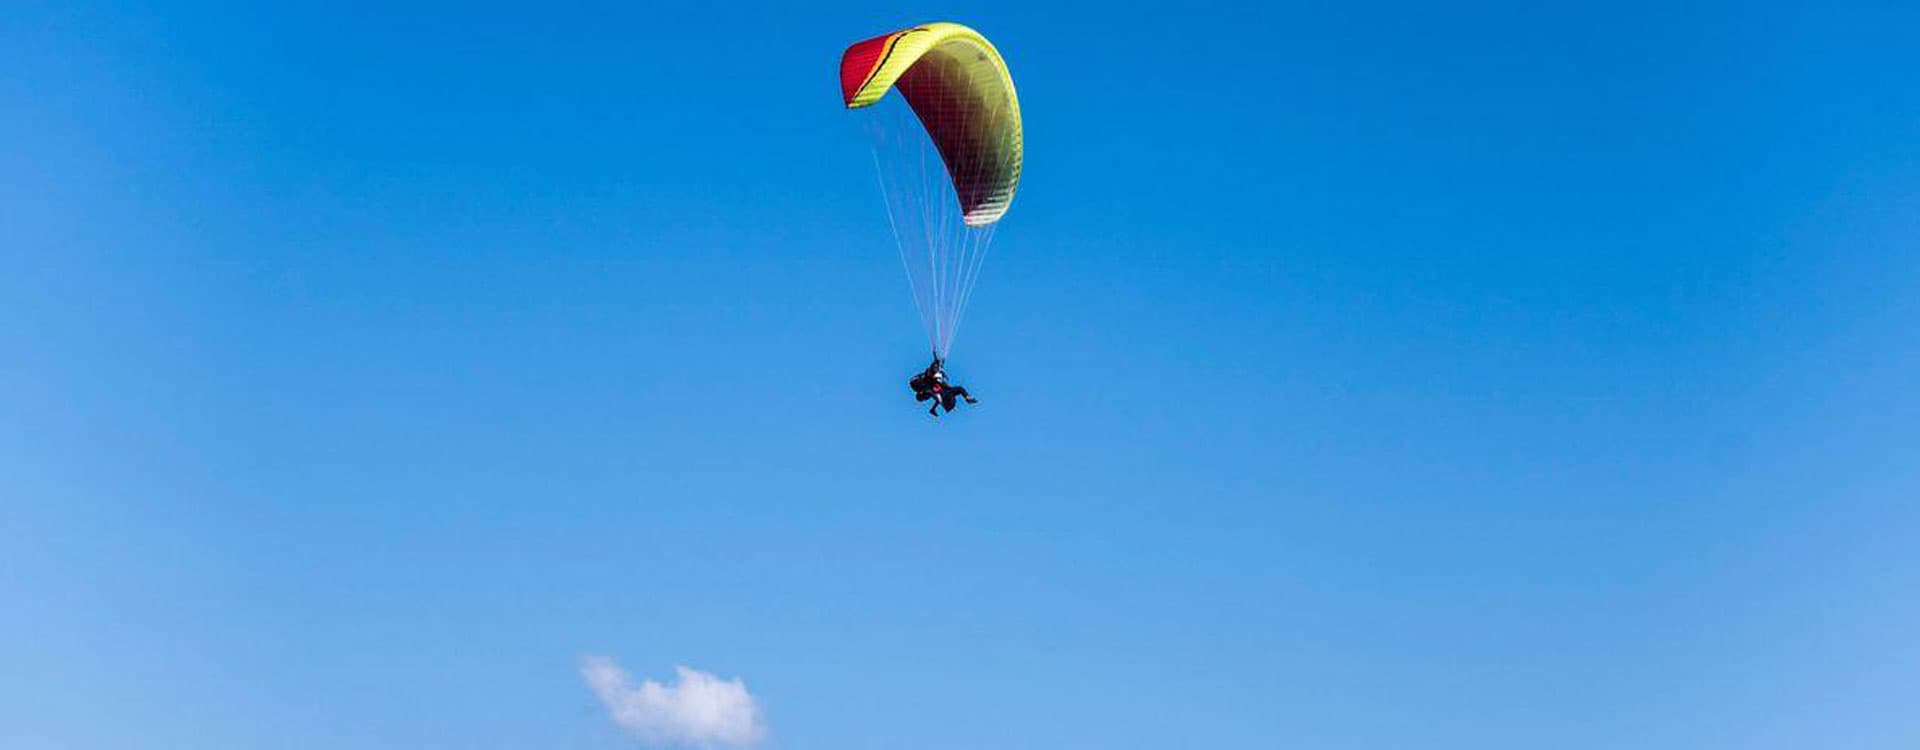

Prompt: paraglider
xmin=908 ymin=356 xmax=979 ymax=416
xmin=840 ymin=22 xmax=1022 ymax=416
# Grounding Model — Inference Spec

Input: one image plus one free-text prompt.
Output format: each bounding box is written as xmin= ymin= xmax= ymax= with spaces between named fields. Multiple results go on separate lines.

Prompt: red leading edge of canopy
xmin=839 ymin=31 xmax=902 ymax=106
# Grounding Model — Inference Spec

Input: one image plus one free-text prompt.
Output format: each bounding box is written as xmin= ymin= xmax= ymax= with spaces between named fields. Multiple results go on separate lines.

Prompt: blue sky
xmin=4 ymin=1 xmax=1919 ymax=748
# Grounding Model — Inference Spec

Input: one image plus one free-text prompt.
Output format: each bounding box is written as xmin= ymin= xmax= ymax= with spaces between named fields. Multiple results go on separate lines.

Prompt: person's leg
xmin=941 ymin=393 xmax=959 ymax=412
xmin=950 ymin=386 xmax=977 ymax=404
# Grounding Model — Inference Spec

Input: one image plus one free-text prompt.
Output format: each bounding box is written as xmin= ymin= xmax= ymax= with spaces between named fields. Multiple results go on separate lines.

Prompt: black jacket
xmin=909 ymin=372 xmax=938 ymax=394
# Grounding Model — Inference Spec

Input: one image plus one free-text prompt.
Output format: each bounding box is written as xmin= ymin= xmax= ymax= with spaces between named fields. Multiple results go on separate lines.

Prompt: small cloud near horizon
xmin=581 ymin=655 xmax=766 ymax=747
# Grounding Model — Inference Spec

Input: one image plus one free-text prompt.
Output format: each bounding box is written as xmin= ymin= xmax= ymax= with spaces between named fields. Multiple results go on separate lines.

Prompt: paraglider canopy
xmin=840 ymin=22 xmax=1023 ymax=226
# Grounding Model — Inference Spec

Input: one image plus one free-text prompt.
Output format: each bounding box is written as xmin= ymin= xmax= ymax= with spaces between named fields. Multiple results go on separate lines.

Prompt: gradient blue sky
xmin=5 ymin=1 xmax=1919 ymax=748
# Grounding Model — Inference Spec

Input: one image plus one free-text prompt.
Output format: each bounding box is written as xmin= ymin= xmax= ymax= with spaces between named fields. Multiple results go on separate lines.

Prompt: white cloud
xmin=581 ymin=656 xmax=766 ymax=747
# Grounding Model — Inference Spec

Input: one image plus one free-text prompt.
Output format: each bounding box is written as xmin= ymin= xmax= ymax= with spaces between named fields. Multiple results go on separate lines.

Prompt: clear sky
xmin=5 ymin=1 xmax=1919 ymax=748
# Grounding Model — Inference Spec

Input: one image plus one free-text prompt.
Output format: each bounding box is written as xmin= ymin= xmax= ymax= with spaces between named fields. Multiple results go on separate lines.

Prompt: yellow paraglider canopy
xmin=840 ymin=22 xmax=1023 ymax=226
